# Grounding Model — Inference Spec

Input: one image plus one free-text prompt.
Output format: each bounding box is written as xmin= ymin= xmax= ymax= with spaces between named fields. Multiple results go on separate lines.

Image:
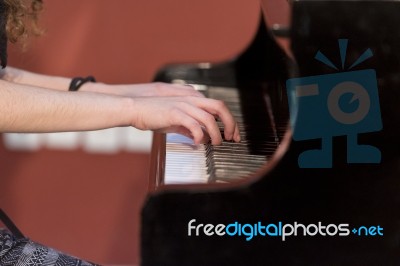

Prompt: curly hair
xmin=3 ymin=0 xmax=43 ymax=44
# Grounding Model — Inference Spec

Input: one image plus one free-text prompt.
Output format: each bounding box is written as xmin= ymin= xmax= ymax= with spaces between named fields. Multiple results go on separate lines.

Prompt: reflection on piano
xmin=142 ymin=1 xmax=400 ymax=265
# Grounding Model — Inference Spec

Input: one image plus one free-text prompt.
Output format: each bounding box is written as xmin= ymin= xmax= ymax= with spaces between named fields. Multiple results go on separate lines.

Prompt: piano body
xmin=142 ymin=1 xmax=400 ymax=265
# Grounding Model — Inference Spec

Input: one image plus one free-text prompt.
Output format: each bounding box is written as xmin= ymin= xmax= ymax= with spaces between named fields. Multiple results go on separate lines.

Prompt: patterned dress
xmin=0 ymin=229 xmax=98 ymax=266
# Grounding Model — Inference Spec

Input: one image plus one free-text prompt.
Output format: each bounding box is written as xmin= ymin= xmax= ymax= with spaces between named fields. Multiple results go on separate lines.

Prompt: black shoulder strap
xmin=0 ymin=208 xmax=25 ymax=239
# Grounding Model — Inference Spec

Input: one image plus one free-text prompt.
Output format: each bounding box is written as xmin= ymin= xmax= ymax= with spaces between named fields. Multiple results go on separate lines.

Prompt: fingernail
xmin=235 ymin=135 xmax=241 ymax=142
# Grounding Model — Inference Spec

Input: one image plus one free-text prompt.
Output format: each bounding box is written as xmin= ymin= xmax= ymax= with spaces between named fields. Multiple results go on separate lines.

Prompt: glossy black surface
xmin=141 ymin=2 xmax=400 ymax=265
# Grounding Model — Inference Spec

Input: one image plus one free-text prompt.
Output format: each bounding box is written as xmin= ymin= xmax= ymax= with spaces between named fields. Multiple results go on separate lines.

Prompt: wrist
xmin=121 ymin=96 xmax=137 ymax=127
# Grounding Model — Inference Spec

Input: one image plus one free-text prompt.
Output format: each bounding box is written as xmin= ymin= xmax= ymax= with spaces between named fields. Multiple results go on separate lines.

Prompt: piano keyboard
xmin=164 ymin=85 xmax=285 ymax=185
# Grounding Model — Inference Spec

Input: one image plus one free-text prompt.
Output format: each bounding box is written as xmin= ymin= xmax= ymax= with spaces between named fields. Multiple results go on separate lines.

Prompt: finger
xmin=172 ymin=126 xmax=193 ymax=138
xmin=179 ymin=103 xmax=222 ymax=145
xmin=159 ymin=126 xmax=193 ymax=140
xmin=189 ymin=98 xmax=238 ymax=142
xmin=160 ymin=126 xmax=211 ymax=144
xmin=171 ymin=110 xmax=204 ymax=145
xmin=233 ymin=122 xmax=241 ymax=142
xmin=200 ymin=128 xmax=211 ymax=144
xmin=177 ymin=126 xmax=210 ymax=144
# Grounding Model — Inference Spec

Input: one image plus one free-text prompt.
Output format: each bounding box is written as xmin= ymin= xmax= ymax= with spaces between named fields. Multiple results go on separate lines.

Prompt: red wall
xmin=1 ymin=0 xmax=263 ymax=264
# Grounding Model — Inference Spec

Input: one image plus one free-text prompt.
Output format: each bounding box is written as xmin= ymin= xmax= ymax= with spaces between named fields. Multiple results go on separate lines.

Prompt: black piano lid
xmin=141 ymin=1 xmax=400 ymax=265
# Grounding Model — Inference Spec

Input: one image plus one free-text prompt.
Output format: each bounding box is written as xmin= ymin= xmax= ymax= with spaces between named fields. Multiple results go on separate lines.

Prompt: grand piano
xmin=141 ymin=1 xmax=400 ymax=265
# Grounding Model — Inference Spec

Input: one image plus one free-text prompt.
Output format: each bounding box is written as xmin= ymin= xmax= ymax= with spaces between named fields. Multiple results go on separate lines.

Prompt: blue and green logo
xmin=286 ymin=39 xmax=382 ymax=168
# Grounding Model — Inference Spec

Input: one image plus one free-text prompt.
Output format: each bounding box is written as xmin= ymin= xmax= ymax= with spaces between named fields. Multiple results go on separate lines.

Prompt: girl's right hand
xmin=129 ymin=96 xmax=240 ymax=145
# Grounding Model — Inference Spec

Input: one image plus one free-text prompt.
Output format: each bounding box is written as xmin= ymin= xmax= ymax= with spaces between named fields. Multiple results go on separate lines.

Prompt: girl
xmin=0 ymin=0 xmax=240 ymax=265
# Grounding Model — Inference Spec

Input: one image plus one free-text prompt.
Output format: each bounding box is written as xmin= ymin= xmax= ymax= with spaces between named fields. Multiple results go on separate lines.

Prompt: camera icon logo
xmin=286 ymin=39 xmax=382 ymax=168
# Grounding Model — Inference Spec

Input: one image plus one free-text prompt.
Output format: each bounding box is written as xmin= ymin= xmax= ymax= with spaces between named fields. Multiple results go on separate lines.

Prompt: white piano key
xmin=164 ymin=133 xmax=209 ymax=184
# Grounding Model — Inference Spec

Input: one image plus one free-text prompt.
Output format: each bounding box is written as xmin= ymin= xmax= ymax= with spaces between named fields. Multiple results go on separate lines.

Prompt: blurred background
xmin=0 ymin=0 xmax=288 ymax=264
